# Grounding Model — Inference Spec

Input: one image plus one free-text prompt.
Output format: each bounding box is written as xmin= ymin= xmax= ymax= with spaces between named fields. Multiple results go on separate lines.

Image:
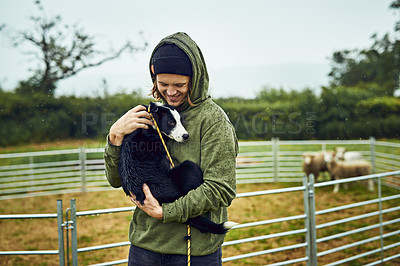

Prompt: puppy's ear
xmin=149 ymin=102 xmax=158 ymax=113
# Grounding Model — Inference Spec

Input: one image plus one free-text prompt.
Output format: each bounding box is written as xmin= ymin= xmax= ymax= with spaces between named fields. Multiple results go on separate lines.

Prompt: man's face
xmin=157 ymin=73 xmax=190 ymax=107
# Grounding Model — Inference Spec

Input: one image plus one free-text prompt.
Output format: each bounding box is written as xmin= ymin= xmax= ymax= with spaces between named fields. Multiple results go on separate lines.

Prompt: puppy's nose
xmin=182 ymin=134 xmax=189 ymax=141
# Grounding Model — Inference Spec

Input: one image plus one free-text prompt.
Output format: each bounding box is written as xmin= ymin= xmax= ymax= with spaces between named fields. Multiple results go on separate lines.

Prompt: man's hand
xmin=130 ymin=184 xmax=163 ymax=220
xmin=109 ymin=105 xmax=153 ymax=146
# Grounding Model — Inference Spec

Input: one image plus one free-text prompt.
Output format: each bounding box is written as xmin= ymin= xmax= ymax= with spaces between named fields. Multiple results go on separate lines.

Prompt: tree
xmin=0 ymin=0 xmax=147 ymax=96
xmin=391 ymin=0 xmax=400 ymax=33
xmin=327 ymin=1 xmax=400 ymax=96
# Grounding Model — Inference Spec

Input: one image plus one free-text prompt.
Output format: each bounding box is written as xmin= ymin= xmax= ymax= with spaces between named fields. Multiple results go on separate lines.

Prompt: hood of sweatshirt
xmin=149 ymin=32 xmax=210 ymax=112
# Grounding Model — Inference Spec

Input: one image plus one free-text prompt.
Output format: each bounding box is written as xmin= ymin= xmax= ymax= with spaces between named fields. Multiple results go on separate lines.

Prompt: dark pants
xmin=128 ymin=245 xmax=222 ymax=266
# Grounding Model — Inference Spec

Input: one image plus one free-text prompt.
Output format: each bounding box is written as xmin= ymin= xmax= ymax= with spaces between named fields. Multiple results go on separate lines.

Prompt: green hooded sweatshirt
xmin=104 ymin=32 xmax=238 ymax=256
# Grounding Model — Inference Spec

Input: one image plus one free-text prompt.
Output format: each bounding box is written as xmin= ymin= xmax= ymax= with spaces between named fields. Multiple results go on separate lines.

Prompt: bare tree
xmin=0 ymin=0 xmax=147 ymax=95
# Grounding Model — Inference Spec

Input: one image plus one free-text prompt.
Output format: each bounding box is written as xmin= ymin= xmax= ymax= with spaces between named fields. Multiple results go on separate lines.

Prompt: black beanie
xmin=151 ymin=44 xmax=193 ymax=76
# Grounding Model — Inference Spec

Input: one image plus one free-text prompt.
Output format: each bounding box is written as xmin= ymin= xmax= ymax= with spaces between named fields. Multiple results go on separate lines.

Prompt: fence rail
xmin=3 ymin=138 xmax=398 ymax=200
xmin=1 ymin=170 xmax=400 ymax=265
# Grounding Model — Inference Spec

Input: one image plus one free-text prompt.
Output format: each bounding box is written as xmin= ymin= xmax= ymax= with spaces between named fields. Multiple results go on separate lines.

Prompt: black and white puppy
xmin=119 ymin=102 xmax=236 ymax=234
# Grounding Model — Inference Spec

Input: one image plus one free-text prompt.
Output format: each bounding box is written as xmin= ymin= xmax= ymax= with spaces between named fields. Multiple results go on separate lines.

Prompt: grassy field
xmin=0 ymin=139 xmax=399 ymax=265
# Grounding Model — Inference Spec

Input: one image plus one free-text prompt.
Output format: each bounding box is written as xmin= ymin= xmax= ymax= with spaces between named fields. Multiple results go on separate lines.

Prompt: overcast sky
xmin=0 ymin=0 xmax=397 ymax=98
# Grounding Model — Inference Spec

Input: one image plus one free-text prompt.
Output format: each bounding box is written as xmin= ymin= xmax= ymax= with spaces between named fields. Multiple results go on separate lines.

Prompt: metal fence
xmin=1 ymin=138 xmax=400 ymax=200
xmin=1 ymin=171 xmax=399 ymax=265
xmin=0 ymin=147 xmax=107 ymax=200
xmin=236 ymin=137 xmax=400 ymax=185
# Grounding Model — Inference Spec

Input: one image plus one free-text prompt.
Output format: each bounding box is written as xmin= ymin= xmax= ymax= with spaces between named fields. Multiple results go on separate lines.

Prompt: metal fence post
xmin=273 ymin=137 xmax=279 ymax=182
xmin=370 ymin=136 xmax=376 ymax=173
xmin=378 ymin=176 xmax=384 ymax=262
xmin=65 ymin=208 xmax=71 ymax=266
xmin=79 ymin=147 xmax=87 ymax=193
xmin=57 ymin=200 xmax=65 ymax=266
xmin=303 ymin=175 xmax=312 ymax=266
xmin=70 ymin=199 xmax=78 ymax=266
xmin=307 ymin=174 xmax=318 ymax=265
xmin=29 ymin=156 xmax=34 ymax=190
xmin=321 ymin=143 xmax=326 ymax=152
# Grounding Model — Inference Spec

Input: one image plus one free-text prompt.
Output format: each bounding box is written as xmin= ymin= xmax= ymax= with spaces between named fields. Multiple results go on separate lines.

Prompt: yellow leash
xmin=147 ymin=105 xmax=191 ymax=266
xmin=187 ymin=224 xmax=191 ymax=266
xmin=148 ymin=105 xmax=175 ymax=168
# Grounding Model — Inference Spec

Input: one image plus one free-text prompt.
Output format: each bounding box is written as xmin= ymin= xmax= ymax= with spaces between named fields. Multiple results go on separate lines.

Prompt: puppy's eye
xmin=168 ymin=120 xmax=176 ymax=126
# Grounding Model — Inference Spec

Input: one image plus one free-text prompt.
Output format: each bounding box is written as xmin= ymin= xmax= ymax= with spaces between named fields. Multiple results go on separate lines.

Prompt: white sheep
xmin=302 ymin=151 xmax=333 ymax=181
xmin=327 ymin=157 xmax=374 ymax=193
xmin=335 ymin=146 xmax=363 ymax=161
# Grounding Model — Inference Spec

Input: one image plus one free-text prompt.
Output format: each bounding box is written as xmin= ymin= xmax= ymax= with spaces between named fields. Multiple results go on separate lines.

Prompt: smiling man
xmin=104 ymin=32 xmax=238 ymax=266
xmin=156 ymin=73 xmax=190 ymax=107
xmin=150 ymin=43 xmax=193 ymax=108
